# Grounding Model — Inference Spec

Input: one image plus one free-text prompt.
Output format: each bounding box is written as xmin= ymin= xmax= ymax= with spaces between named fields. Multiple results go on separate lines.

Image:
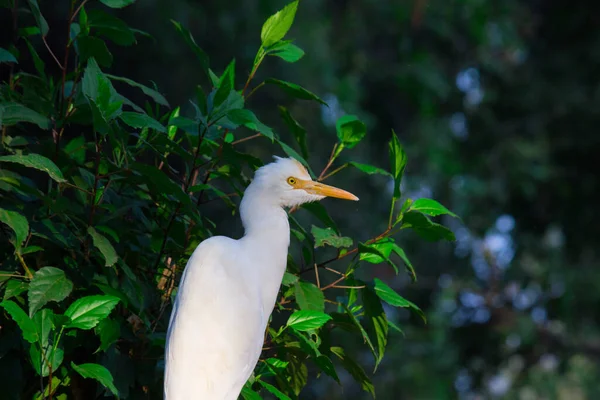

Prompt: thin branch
xmin=245 ymin=81 xmax=265 ymax=100
xmin=320 ymin=163 xmax=348 ymax=181
xmin=232 ymin=133 xmax=261 ymax=146
xmin=330 ymin=285 xmax=365 ymax=290
xmin=314 ymin=263 xmax=321 ymax=288
xmin=42 ymin=36 xmax=64 ymax=70
xmin=17 ymin=253 xmax=33 ymax=279
xmin=318 ymin=143 xmax=338 ymax=181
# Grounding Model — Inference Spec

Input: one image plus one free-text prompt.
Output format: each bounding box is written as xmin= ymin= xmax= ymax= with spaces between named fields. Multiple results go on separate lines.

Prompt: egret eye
xmin=287 ymin=177 xmax=297 ymax=186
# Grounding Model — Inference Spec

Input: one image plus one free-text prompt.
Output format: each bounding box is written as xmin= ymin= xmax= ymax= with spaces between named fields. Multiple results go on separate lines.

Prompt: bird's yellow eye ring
xmin=287 ymin=177 xmax=297 ymax=186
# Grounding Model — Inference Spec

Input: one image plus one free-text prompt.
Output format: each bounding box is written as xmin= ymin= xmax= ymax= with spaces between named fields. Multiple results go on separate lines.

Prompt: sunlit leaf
xmin=409 ymin=198 xmax=458 ymax=218
xmin=373 ymin=278 xmax=425 ymax=322
xmin=258 ymin=380 xmax=291 ymax=400
xmin=260 ymin=0 xmax=299 ymax=47
xmin=286 ymin=310 xmax=331 ymax=331
xmin=95 ymin=318 xmax=120 ymax=352
xmin=64 ymin=295 xmax=120 ymax=330
xmin=267 ymin=41 xmax=305 ymax=63
xmin=388 ymin=130 xmax=407 ymax=198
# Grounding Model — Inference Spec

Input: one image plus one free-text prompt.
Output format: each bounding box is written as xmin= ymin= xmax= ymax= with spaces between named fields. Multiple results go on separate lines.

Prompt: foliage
xmin=0 ymin=1 xmax=458 ymax=399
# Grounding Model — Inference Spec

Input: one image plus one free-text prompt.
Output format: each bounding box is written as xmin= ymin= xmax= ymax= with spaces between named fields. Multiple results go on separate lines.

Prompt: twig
xmin=16 ymin=253 xmax=33 ymax=279
xmin=320 ymin=163 xmax=348 ymax=181
xmin=330 ymin=285 xmax=365 ymax=290
xmin=314 ymin=263 xmax=320 ymax=288
xmin=42 ymin=36 xmax=64 ymax=70
xmin=245 ymin=82 xmax=265 ymax=100
xmin=231 ymin=133 xmax=261 ymax=146
xmin=318 ymin=144 xmax=339 ymax=181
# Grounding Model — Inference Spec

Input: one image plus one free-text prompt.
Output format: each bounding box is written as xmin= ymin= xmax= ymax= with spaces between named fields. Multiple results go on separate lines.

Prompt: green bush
xmin=0 ymin=1 xmax=456 ymax=398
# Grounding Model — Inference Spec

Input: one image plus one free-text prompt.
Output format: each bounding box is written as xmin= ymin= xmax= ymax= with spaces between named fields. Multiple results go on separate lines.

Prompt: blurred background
xmin=10 ymin=0 xmax=600 ymax=398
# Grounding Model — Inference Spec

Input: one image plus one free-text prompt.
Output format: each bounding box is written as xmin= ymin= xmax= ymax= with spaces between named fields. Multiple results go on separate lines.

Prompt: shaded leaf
xmin=388 ymin=130 xmax=407 ymax=198
xmin=64 ymin=295 xmax=120 ymax=330
xmin=171 ymin=20 xmax=209 ymax=75
xmin=330 ymin=346 xmax=375 ymax=398
xmin=279 ymin=106 xmax=308 ymax=159
xmin=0 ymin=208 xmax=29 ymax=249
xmin=315 ymin=355 xmax=340 ymax=383
xmin=95 ymin=318 xmax=120 ymax=352
xmin=71 ymin=362 xmax=119 ymax=396
xmin=0 ymin=47 xmax=17 ymax=63
xmin=214 ymin=59 xmax=236 ymax=106
xmin=1 ymin=300 xmax=38 ymax=343
xmin=286 ymin=310 xmax=331 ymax=331
xmin=77 ymin=36 xmax=113 ymax=67
xmin=311 ymin=225 xmax=352 ymax=249
xmin=240 ymin=385 xmax=263 ymax=400
xmin=30 ymin=344 xmax=63 ymax=377
xmin=342 ymin=305 xmax=375 ymax=359
xmin=362 ymin=287 xmax=388 ymax=371
xmin=0 ymin=102 xmax=50 ymax=129
xmin=32 ymin=308 xmax=54 ymax=347
xmin=260 ymin=0 xmax=299 ymax=47
xmin=227 ymin=108 xmax=274 ymax=140
xmin=258 ymin=380 xmax=291 ymax=400
xmin=0 ymin=154 xmax=64 ymax=182
xmin=402 ymin=211 xmax=456 ymax=242
xmin=28 ymin=267 xmax=73 ymax=317
xmin=107 ymin=74 xmax=169 ymax=107
xmin=294 ymin=281 xmax=324 ymax=312
xmin=88 ymin=10 xmax=136 ymax=46
xmin=119 ymin=112 xmax=166 ymax=133
xmin=27 ymin=0 xmax=48 ymax=36
xmin=99 ymin=0 xmax=135 ymax=8
xmin=3 ymin=279 xmax=28 ymax=301
xmin=87 ymin=227 xmax=118 ymax=267
xmin=265 ymin=78 xmax=326 ymax=105
xmin=349 ymin=162 xmax=392 ymax=177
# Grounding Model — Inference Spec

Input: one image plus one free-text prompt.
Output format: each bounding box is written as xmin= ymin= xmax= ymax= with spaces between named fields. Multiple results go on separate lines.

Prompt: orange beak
xmin=299 ymin=180 xmax=359 ymax=201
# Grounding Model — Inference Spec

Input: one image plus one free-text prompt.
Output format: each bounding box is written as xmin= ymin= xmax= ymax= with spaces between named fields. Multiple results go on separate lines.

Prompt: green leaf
xmin=227 ymin=108 xmax=274 ymax=140
xmin=170 ymin=20 xmax=209 ymax=75
xmin=390 ymin=244 xmax=416 ymax=281
xmin=214 ymin=59 xmax=236 ymax=106
xmin=88 ymin=10 xmax=136 ymax=46
xmin=33 ymin=308 xmax=54 ymax=347
xmin=1 ymin=300 xmax=38 ymax=343
xmin=87 ymin=227 xmax=118 ymax=267
xmin=3 ymin=279 xmax=28 ymax=301
xmin=302 ymin=203 xmax=339 ymax=233
xmin=282 ymin=272 xmax=299 ymax=286
xmin=260 ymin=0 xmax=299 ymax=47
xmin=336 ymin=115 xmax=367 ymax=149
xmin=373 ymin=278 xmax=425 ymax=322
xmin=278 ymin=106 xmax=308 ymax=159
xmin=330 ymin=347 xmax=375 ymax=398
xmin=77 ymin=36 xmax=113 ymax=68
xmin=358 ymin=241 xmax=398 ymax=273
xmin=95 ymin=318 xmax=120 ymax=352
xmin=71 ymin=362 xmax=119 ymax=396
xmin=402 ymin=211 xmax=456 ymax=242
xmin=267 ymin=41 xmax=304 ymax=63
xmin=257 ymin=380 xmax=291 ymax=400
xmin=30 ymin=344 xmax=63 ymax=377
xmin=28 ymin=267 xmax=74 ymax=317
xmin=362 ymin=287 xmax=388 ymax=371
xmin=0 ymin=208 xmax=28 ymax=249
xmin=286 ymin=310 xmax=331 ymax=331
xmin=0 ymin=154 xmax=65 ymax=183
xmin=265 ymin=78 xmax=327 ymax=105
xmin=349 ymin=162 xmax=392 ymax=177
xmin=315 ymin=355 xmax=340 ymax=383
xmin=277 ymin=141 xmax=311 ymax=172
xmin=343 ymin=304 xmax=376 ymax=359
xmin=311 ymin=225 xmax=352 ymax=249
xmin=119 ymin=111 xmax=166 ymax=132
xmin=240 ymin=385 xmax=263 ymax=400
xmin=64 ymin=295 xmax=120 ymax=330
xmin=388 ymin=130 xmax=407 ymax=198
xmin=27 ymin=0 xmax=49 ymax=36
xmin=0 ymin=102 xmax=50 ymax=129
xmin=294 ymin=281 xmax=325 ymax=312
xmin=0 ymin=47 xmax=17 ymax=63
xmin=99 ymin=0 xmax=135 ymax=8
xmin=409 ymin=198 xmax=458 ymax=218
xmin=106 ymin=74 xmax=169 ymax=106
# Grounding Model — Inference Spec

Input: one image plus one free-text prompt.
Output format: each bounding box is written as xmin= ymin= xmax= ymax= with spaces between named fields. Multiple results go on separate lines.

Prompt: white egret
xmin=164 ymin=156 xmax=358 ymax=399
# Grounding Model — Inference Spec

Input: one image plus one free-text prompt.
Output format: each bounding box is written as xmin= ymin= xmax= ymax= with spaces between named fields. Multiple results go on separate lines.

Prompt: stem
xmin=318 ymin=144 xmax=339 ymax=181
xmin=16 ymin=252 xmax=33 ymax=279
xmin=42 ymin=36 xmax=64 ymax=70
xmin=242 ymin=48 xmax=265 ymax=96
xmin=388 ymin=198 xmax=396 ymax=229
xmin=320 ymin=163 xmax=348 ymax=181
xmin=314 ymin=263 xmax=320 ymax=288
xmin=245 ymin=81 xmax=265 ymax=100
xmin=231 ymin=133 xmax=261 ymax=145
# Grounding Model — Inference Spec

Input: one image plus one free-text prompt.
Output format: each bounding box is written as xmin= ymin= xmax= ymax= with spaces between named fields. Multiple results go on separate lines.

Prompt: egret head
xmin=249 ymin=156 xmax=359 ymax=208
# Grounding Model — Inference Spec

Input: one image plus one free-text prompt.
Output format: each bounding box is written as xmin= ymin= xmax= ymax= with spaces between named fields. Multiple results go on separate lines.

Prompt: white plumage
xmin=164 ymin=156 xmax=358 ymax=399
